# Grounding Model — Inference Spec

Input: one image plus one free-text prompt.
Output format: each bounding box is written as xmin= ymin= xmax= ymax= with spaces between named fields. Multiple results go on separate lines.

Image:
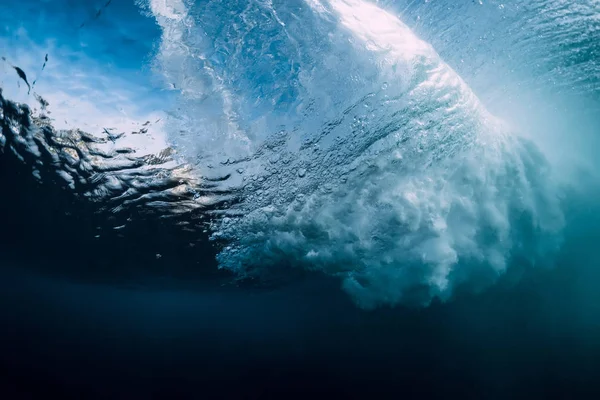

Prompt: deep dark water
xmin=2 ymin=144 xmax=600 ymax=399
xmin=2 ymin=244 xmax=600 ymax=399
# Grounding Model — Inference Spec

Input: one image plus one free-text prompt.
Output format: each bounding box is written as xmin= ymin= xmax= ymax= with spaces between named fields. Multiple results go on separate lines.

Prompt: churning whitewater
xmin=3 ymin=0 xmax=597 ymax=308
xmin=148 ymin=0 xmax=565 ymax=308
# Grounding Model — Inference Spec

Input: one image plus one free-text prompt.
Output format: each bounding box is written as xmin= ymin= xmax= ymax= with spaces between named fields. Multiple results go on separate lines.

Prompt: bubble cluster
xmin=150 ymin=0 xmax=566 ymax=307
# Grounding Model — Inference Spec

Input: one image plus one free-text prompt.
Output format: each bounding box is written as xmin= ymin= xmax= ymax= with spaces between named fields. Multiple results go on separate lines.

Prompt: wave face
xmin=146 ymin=0 xmax=573 ymax=308
xmin=380 ymin=0 xmax=600 ymax=170
xmin=2 ymin=0 xmax=598 ymax=308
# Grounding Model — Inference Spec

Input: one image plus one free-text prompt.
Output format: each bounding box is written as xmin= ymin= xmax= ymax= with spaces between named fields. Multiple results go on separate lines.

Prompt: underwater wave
xmin=148 ymin=0 xmax=570 ymax=308
xmin=2 ymin=0 xmax=599 ymax=308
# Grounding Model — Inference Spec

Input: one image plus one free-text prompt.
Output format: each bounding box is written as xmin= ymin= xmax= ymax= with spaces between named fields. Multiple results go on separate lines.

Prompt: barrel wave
xmin=2 ymin=0 xmax=599 ymax=309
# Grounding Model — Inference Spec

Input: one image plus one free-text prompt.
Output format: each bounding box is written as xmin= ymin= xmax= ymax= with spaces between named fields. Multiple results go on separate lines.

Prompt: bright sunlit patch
xmin=1 ymin=23 xmax=169 ymax=156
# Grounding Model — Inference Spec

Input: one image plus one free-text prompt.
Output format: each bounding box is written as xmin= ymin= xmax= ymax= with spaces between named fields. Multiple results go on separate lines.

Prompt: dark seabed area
xmin=1 ymin=133 xmax=600 ymax=399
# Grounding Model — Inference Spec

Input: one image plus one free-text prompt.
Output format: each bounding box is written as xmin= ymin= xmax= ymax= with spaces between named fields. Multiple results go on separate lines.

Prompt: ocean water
xmin=1 ymin=0 xmax=600 ymax=398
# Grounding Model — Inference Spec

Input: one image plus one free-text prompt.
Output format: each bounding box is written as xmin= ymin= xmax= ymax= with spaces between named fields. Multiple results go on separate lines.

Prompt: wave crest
xmin=145 ymin=0 xmax=566 ymax=307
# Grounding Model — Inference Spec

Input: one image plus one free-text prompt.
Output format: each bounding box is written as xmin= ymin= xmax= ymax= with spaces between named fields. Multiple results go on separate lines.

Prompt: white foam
xmin=151 ymin=0 xmax=565 ymax=308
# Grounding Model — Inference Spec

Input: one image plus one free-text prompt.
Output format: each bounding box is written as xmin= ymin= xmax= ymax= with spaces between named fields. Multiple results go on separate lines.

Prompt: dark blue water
xmin=2 ymin=223 xmax=600 ymax=398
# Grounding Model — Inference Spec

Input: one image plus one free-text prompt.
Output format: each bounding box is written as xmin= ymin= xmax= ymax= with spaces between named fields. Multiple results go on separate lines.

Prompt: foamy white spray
xmin=149 ymin=0 xmax=565 ymax=308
